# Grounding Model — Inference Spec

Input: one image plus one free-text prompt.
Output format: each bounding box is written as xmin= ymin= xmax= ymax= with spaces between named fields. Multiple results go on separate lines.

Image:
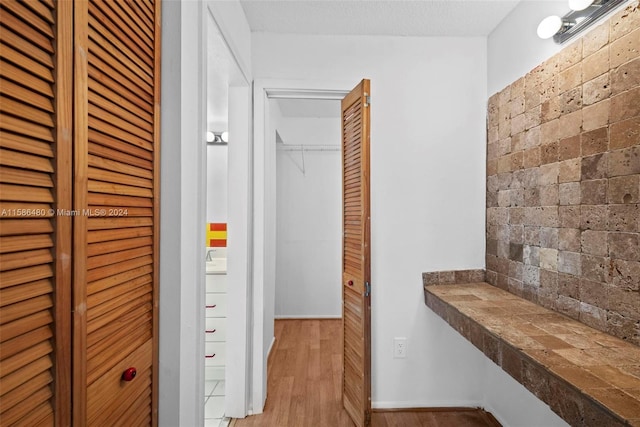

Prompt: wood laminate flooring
xmin=232 ymin=319 xmax=500 ymax=427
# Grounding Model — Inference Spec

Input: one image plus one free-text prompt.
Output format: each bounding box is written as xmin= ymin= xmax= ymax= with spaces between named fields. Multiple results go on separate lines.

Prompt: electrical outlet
xmin=393 ymin=337 xmax=407 ymax=359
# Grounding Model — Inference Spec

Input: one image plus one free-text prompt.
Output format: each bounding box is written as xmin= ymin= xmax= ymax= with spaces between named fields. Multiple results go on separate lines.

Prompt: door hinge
xmin=364 ymin=281 xmax=371 ymax=297
xmin=364 ymin=93 xmax=370 ymax=107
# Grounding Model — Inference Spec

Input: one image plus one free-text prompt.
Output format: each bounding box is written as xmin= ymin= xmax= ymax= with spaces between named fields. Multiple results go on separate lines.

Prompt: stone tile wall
xmin=486 ymin=2 xmax=640 ymax=345
xmin=422 ymin=269 xmax=486 ymax=286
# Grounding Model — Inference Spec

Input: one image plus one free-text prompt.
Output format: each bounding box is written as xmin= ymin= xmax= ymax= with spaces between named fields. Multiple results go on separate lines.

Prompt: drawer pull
xmin=347 ymin=280 xmax=353 ymax=286
xmin=121 ymin=367 xmax=137 ymax=382
xmin=206 ymin=304 xmax=217 ymax=308
xmin=206 ymin=329 xmax=217 ymax=334
xmin=205 ymin=354 xmax=216 ymax=358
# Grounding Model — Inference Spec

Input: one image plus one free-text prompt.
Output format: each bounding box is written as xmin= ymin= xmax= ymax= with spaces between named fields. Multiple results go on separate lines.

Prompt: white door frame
xmin=251 ymin=79 xmax=352 ymax=412
xmin=205 ymin=3 xmax=253 ymax=419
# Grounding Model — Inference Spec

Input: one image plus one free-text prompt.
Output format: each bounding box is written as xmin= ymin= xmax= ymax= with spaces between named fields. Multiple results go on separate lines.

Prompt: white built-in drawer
xmin=206 ymin=274 xmax=227 ymax=293
xmin=205 ymin=293 xmax=226 ymax=317
xmin=205 ymin=342 xmax=226 ymax=366
xmin=205 ymin=318 xmax=226 ymax=342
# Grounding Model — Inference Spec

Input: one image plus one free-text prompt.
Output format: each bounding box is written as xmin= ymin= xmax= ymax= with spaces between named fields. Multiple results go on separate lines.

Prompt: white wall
xmin=275 ymin=116 xmax=342 ymax=318
xmin=159 ymin=1 xmax=206 ymax=426
xmin=159 ymin=0 xmax=253 ymax=424
xmin=488 ymin=0 xmax=566 ymax=95
xmin=253 ymin=33 xmax=489 ymax=407
xmin=207 ymin=144 xmax=228 ymax=222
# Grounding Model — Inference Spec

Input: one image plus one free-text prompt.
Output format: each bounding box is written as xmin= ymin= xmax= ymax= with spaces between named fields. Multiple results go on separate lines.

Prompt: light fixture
xmin=537 ymin=15 xmax=564 ymax=39
xmin=537 ymin=0 xmax=625 ymax=43
xmin=206 ymin=131 xmax=229 ymax=145
xmin=568 ymin=0 xmax=594 ymax=11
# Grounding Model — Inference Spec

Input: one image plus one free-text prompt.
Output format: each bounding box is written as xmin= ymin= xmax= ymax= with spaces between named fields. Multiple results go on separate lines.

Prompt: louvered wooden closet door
xmin=73 ymin=0 xmax=160 ymax=425
xmin=0 ymin=0 xmax=73 ymax=425
xmin=341 ymin=79 xmax=371 ymax=427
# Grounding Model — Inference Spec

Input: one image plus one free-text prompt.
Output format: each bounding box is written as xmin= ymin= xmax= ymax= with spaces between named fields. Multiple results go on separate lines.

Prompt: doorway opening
xmin=272 ymin=98 xmax=343 ymax=321
xmin=204 ymin=8 xmax=251 ymax=426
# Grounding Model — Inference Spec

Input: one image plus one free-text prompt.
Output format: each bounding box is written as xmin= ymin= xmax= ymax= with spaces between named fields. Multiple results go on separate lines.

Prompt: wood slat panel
xmin=87 ymin=264 xmax=153 ymax=297
xmin=88 ymin=115 xmax=153 ymax=152
xmin=88 ymin=84 xmax=152 ymax=128
xmin=0 ymin=219 xmax=53 ymax=236
xmin=0 ymin=148 xmax=54 ymax=172
xmin=87 ymin=246 xmax=152 ymax=270
xmin=89 ymin=1 xmax=153 ymax=64
xmin=88 ymin=20 xmax=152 ymax=83
xmin=75 ymin=1 xmax=159 ymax=423
xmin=0 ymin=325 xmax=52 ymax=361
xmin=0 ymin=166 xmax=54 ymax=187
xmin=0 ymin=2 xmax=54 ymax=39
xmin=87 ymin=181 xmax=153 ymax=198
xmin=0 ymin=354 xmax=52 ymax=397
xmin=87 ymin=226 xmax=152 ymax=244
xmin=0 ymin=295 xmax=53 ymax=325
xmin=0 ymin=340 xmax=53 ymax=380
xmin=0 ymin=28 xmax=53 ymax=68
xmin=0 ymin=370 xmax=52 ymax=415
xmin=0 ymin=248 xmax=53 ymax=272
xmin=0 ymin=59 xmax=53 ymax=98
xmin=0 ymin=311 xmax=53 ymax=344
xmin=88 ymin=167 xmax=152 ymax=189
xmin=0 ymin=183 xmax=54 ymax=203
xmin=0 ymin=131 xmax=53 ymax=159
xmin=10 ymin=400 xmax=53 ymax=427
xmin=87 ymin=236 xmax=153 ymax=257
xmin=22 ymin=0 xmax=55 ymax=24
xmin=101 ymin=0 xmax=153 ymax=50
xmin=0 ymin=42 xmax=54 ymax=83
xmin=0 ymin=10 xmax=53 ymax=53
xmin=0 ymin=264 xmax=53 ymax=290
xmin=87 ymin=320 xmax=151 ymax=384
xmin=0 ymin=95 xmax=55 ymax=128
xmin=87 ymin=305 xmax=152 ymax=351
xmin=341 ymin=80 xmax=371 ymax=427
xmin=0 ymin=113 xmax=54 ymax=142
xmin=86 ymin=339 xmax=152 ymax=423
xmin=87 ymin=275 xmax=151 ymax=312
xmin=89 ymin=39 xmax=152 ymax=97
xmin=87 ymin=63 xmax=152 ymax=114
xmin=87 ymin=293 xmax=152 ymax=335
xmin=0 ymin=385 xmax=53 ymax=425
xmin=88 ymin=139 xmax=152 ymax=170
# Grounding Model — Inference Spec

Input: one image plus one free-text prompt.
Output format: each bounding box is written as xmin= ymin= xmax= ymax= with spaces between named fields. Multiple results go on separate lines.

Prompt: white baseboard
xmin=274 ymin=315 xmax=341 ymax=319
xmin=372 ymin=400 xmax=483 ymax=410
xmin=267 ymin=336 xmax=276 ymax=359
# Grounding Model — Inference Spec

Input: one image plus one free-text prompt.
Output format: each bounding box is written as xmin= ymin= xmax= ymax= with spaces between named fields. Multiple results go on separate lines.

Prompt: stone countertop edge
xmin=423 ymin=282 xmax=640 ymax=427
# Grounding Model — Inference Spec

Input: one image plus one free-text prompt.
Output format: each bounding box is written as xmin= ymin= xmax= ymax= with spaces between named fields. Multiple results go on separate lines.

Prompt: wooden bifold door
xmin=341 ymin=79 xmax=371 ymax=427
xmin=0 ymin=1 xmax=161 ymax=425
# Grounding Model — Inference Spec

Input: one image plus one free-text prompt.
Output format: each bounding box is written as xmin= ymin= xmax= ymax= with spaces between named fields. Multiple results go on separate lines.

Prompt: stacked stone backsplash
xmin=486 ymin=2 xmax=640 ymax=345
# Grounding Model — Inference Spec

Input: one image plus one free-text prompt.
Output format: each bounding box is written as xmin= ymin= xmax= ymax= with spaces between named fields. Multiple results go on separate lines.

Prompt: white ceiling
xmin=240 ymin=0 xmax=521 ymax=37
xmin=208 ymin=1 xmax=522 ymax=126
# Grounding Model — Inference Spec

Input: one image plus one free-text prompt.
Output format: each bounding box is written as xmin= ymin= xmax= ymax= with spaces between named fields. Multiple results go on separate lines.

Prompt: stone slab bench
xmin=423 ymin=281 xmax=640 ymax=427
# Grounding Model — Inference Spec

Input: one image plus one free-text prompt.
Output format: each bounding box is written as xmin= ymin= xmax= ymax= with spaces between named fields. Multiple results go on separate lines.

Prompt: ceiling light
xmin=537 ymin=15 xmax=563 ymax=39
xmin=568 ymin=0 xmax=594 ymax=11
xmin=206 ymin=131 xmax=228 ymax=145
xmin=537 ymin=0 xmax=624 ymax=43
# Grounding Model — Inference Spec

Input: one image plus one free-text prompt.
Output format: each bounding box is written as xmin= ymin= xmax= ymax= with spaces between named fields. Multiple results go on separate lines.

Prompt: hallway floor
xmin=232 ymin=319 xmax=500 ymax=427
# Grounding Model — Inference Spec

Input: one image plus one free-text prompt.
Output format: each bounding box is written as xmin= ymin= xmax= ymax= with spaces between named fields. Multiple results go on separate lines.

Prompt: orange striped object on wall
xmin=207 ymin=223 xmax=227 ymax=247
